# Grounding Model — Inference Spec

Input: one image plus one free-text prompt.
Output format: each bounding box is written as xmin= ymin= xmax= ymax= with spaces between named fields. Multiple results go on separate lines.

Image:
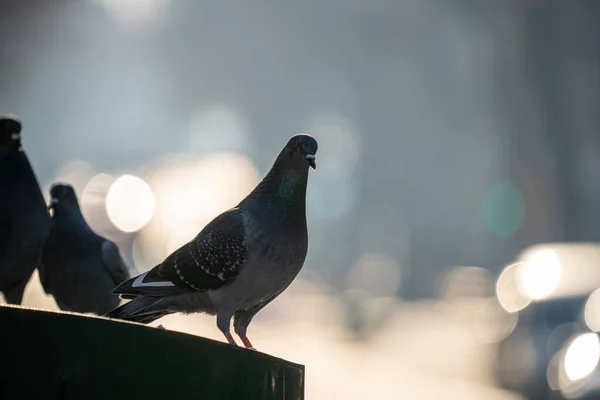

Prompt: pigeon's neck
xmin=53 ymin=203 xmax=89 ymax=228
xmin=0 ymin=143 xmax=21 ymax=151
xmin=0 ymin=135 xmax=21 ymax=150
xmin=241 ymin=154 xmax=309 ymax=224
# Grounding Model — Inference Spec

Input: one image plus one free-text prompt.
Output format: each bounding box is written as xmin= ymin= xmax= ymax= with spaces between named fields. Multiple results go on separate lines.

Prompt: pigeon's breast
xmin=242 ymin=211 xmax=308 ymax=269
xmin=217 ymin=212 xmax=308 ymax=310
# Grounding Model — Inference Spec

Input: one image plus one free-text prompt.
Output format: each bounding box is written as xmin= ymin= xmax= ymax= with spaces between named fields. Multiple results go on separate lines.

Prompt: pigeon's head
xmin=48 ymin=184 xmax=80 ymax=212
xmin=283 ymin=133 xmax=318 ymax=170
xmin=0 ymin=115 xmax=23 ymax=150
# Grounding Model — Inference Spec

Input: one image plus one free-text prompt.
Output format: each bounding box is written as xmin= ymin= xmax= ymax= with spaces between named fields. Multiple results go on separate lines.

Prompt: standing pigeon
xmin=0 ymin=115 xmax=51 ymax=304
xmin=40 ymin=184 xmax=131 ymax=314
xmin=106 ymin=134 xmax=318 ymax=349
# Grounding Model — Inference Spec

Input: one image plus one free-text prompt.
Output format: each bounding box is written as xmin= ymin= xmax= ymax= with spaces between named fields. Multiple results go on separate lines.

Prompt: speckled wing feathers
xmin=113 ymin=208 xmax=248 ymax=297
xmin=159 ymin=208 xmax=248 ymax=290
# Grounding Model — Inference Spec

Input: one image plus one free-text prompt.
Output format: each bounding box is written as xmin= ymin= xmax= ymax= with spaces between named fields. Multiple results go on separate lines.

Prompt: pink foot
xmin=224 ymin=332 xmax=238 ymax=346
xmin=240 ymin=336 xmax=256 ymax=350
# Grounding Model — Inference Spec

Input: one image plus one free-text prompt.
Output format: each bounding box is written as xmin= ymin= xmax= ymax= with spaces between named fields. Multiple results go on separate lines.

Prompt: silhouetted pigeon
xmin=106 ymin=134 xmax=318 ymax=349
xmin=40 ymin=184 xmax=131 ymax=314
xmin=0 ymin=115 xmax=51 ymax=304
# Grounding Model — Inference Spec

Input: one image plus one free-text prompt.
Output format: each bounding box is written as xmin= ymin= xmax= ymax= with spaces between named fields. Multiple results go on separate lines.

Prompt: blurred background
xmin=2 ymin=0 xmax=600 ymax=399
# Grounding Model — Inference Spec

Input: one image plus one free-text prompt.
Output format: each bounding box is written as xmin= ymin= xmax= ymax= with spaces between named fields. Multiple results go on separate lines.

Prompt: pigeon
xmin=106 ymin=133 xmax=318 ymax=349
xmin=0 ymin=115 xmax=51 ymax=304
xmin=40 ymin=183 xmax=131 ymax=314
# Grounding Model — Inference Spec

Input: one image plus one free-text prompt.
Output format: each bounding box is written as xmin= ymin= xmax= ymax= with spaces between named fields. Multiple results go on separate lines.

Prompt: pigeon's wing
xmin=158 ymin=208 xmax=249 ymax=289
xmin=101 ymin=240 xmax=131 ymax=287
xmin=113 ymin=208 xmax=249 ymax=298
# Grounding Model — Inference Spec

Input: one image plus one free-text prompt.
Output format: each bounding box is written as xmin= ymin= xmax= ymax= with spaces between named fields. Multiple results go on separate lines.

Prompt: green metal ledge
xmin=0 ymin=304 xmax=304 ymax=400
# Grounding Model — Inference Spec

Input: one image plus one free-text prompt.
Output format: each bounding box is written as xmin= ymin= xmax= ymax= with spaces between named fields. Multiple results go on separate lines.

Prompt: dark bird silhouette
xmin=41 ymin=184 xmax=131 ymax=314
xmin=106 ymin=134 xmax=318 ymax=349
xmin=0 ymin=115 xmax=50 ymax=304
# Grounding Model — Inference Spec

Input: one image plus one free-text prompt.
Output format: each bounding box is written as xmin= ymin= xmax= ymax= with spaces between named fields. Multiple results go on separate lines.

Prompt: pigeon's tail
xmin=112 ymin=270 xmax=187 ymax=299
xmin=105 ymin=297 xmax=171 ymax=324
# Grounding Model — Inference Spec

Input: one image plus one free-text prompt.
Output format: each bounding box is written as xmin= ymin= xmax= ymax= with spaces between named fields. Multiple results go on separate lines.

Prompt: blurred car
xmin=494 ymin=243 xmax=600 ymax=400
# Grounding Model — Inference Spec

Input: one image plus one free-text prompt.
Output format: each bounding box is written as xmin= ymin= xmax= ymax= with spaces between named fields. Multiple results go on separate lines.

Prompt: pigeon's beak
xmin=48 ymin=197 xmax=58 ymax=210
xmin=305 ymin=154 xmax=316 ymax=170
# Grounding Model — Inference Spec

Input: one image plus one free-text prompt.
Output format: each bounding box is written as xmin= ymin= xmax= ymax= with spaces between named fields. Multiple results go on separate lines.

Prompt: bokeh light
xmin=106 ymin=174 xmax=155 ymax=233
xmin=585 ymin=288 xmax=600 ymax=332
xmin=80 ymin=172 xmax=116 ymax=234
xmin=496 ymin=263 xmax=532 ymax=312
xmin=518 ymin=249 xmax=563 ymax=301
xmin=547 ymin=351 xmax=562 ymax=391
xmin=474 ymin=298 xmax=518 ymax=344
xmin=546 ymin=323 xmax=580 ymax=361
xmin=563 ymin=332 xmax=600 ymax=382
xmin=482 ymin=181 xmax=525 ymax=238
xmin=346 ymin=253 xmax=401 ymax=297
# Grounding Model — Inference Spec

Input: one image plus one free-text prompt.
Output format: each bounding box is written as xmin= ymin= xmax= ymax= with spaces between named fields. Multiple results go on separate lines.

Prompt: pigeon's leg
xmin=217 ymin=310 xmax=238 ymax=346
xmin=233 ymin=295 xmax=283 ymax=350
xmin=233 ymin=324 xmax=254 ymax=349
xmin=234 ymin=322 xmax=254 ymax=349
xmin=241 ymin=336 xmax=254 ymax=349
xmin=223 ymin=332 xmax=238 ymax=346
xmin=233 ymin=309 xmax=260 ymax=350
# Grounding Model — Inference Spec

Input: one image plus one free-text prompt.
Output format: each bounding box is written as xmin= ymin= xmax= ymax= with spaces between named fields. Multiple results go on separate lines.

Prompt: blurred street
xmin=19 ymin=269 xmax=524 ymax=400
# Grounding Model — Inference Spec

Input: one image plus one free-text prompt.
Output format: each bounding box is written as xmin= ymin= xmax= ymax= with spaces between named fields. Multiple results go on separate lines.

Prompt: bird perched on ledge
xmin=41 ymin=184 xmax=131 ymax=314
xmin=106 ymin=133 xmax=318 ymax=349
xmin=0 ymin=115 xmax=50 ymax=305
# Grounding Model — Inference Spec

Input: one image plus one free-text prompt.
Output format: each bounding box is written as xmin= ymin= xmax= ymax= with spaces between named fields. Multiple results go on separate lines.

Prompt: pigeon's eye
xmin=292 ymin=142 xmax=299 ymax=152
